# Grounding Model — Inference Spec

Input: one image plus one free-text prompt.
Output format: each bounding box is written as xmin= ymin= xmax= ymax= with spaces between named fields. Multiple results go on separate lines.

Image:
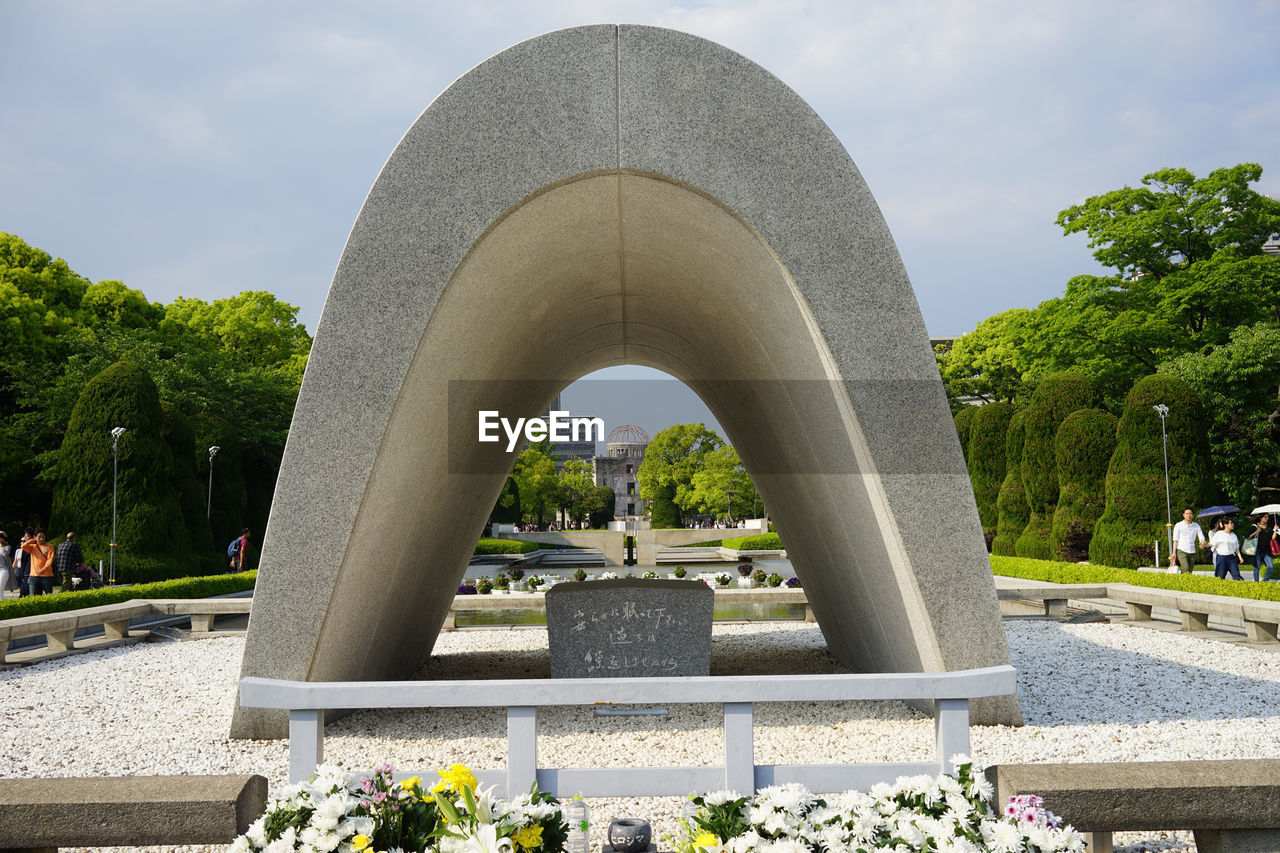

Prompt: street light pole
xmin=207 ymin=446 xmax=220 ymax=518
xmin=110 ymin=427 xmax=126 ymax=584
xmin=1153 ymin=404 xmax=1172 ymax=563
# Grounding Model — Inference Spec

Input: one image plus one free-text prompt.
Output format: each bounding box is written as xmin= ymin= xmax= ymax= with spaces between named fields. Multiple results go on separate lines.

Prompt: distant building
xmin=543 ymin=393 xmax=599 ymax=465
xmin=594 ymin=424 xmax=650 ymax=519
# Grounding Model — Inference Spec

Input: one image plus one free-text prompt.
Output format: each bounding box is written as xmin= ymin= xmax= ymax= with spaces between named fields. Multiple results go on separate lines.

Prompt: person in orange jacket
xmin=21 ymin=528 xmax=56 ymax=596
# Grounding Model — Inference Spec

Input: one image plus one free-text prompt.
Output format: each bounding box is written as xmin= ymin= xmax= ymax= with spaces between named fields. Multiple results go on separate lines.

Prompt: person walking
xmin=1210 ymin=518 xmax=1244 ymax=580
xmin=20 ymin=528 xmax=57 ymax=596
xmin=54 ymin=532 xmax=85 ymax=590
xmin=1249 ymin=513 xmax=1275 ymax=582
xmin=13 ymin=527 xmax=33 ymax=597
xmin=229 ymin=528 xmax=250 ymax=572
xmin=1170 ymin=508 xmax=1207 ymax=573
xmin=0 ymin=531 xmax=12 ymax=597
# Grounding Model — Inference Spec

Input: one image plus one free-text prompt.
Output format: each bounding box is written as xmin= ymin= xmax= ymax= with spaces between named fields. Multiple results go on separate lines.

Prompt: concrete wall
xmin=232 ymin=25 xmax=1019 ymax=738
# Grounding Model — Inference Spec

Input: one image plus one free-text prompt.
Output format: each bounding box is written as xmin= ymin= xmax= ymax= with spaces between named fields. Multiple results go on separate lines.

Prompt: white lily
xmin=461 ymin=823 xmax=513 ymax=853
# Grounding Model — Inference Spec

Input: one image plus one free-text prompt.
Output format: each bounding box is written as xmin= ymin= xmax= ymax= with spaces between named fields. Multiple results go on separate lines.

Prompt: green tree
xmin=0 ymin=232 xmax=91 ymax=311
xmin=0 ymin=234 xmax=311 ymax=566
xmin=1160 ymin=323 xmax=1280 ymax=509
xmin=991 ymin=411 xmax=1028 ymax=556
xmin=953 ymin=406 xmax=977 ymax=465
xmin=1090 ymin=374 xmax=1212 ymax=569
xmin=1056 ymin=164 xmax=1280 ymax=281
xmin=553 ymin=458 xmax=597 ymax=526
xmin=938 ymin=164 xmax=1280 ymax=413
xmin=511 ymin=445 xmax=558 ymax=526
xmin=1016 ymin=372 xmax=1097 ymax=559
xmin=162 ymin=402 xmax=215 ymax=555
xmin=1050 ymin=408 xmax=1117 ymax=562
xmin=489 ymin=475 xmax=521 ymax=525
xmin=936 ymin=309 xmax=1035 ymax=406
xmin=636 ymin=423 xmax=723 ymax=512
xmin=585 ymin=484 xmax=617 ymax=529
xmin=967 ymin=402 xmax=1013 ymax=548
xmin=687 ymin=444 xmax=759 ymax=520
xmin=81 ymin=280 xmax=164 ymax=329
xmin=50 ymin=361 xmax=190 ymax=565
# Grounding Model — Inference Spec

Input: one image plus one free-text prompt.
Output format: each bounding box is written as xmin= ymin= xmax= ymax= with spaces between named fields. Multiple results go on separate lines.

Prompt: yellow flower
xmin=402 ymin=776 xmax=422 ymax=790
xmin=693 ymin=832 xmax=720 ymax=851
xmin=431 ymin=781 xmax=447 ymax=794
xmin=352 ymin=835 xmax=373 ymax=852
xmin=438 ymin=763 xmax=478 ymax=792
xmin=512 ymin=825 xmax=544 ymax=851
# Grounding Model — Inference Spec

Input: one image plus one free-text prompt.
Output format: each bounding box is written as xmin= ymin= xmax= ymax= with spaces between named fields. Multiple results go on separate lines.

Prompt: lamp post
xmin=1153 ymin=404 xmax=1172 ymax=562
xmin=207 ymin=446 xmax=220 ymax=518
xmin=110 ymin=426 xmax=126 ymax=584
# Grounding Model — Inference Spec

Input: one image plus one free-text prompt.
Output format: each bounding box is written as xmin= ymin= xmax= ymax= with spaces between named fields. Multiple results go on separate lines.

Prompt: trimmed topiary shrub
xmin=51 ymin=361 xmax=190 ymax=572
xmin=1050 ymin=408 xmax=1117 ymax=562
xmin=967 ymin=402 xmax=1014 ymax=549
xmin=953 ymin=406 xmax=977 ymax=465
xmin=1016 ymin=372 xmax=1097 ymax=559
xmin=720 ymin=532 xmax=783 ymax=551
xmin=991 ymin=411 xmax=1028 ymax=556
xmin=649 ymin=481 xmax=682 ymax=529
xmin=1090 ymin=374 xmax=1212 ymax=569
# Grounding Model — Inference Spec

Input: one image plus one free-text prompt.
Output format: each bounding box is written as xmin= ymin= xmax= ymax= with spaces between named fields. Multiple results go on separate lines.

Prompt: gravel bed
xmin=3 ymin=620 xmax=1278 ymax=853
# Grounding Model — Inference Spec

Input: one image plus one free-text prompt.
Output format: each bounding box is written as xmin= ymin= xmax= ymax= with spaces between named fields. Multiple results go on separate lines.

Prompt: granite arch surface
xmin=231 ymin=24 xmax=1021 ymax=738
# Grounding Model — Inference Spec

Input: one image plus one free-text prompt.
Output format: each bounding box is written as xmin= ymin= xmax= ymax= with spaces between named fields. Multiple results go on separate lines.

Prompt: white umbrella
xmin=1250 ymin=504 xmax=1280 ymax=515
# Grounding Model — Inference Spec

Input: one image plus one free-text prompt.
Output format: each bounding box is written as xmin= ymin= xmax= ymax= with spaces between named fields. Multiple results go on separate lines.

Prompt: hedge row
xmin=473 ymin=538 xmax=542 ymax=555
xmin=720 ymin=532 xmax=783 ymax=551
xmin=990 ymin=555 xmax=1280 ymax=602
xmin=0 ymin=571 xmax=257 ymax=620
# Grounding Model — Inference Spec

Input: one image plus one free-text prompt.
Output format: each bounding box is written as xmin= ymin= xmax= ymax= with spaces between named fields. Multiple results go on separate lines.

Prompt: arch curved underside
xmin=231 ymin=24 xmax=1020 ymax=738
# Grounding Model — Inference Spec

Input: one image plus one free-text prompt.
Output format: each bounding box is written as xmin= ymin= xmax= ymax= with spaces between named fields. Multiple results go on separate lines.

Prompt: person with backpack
xmin=228 ymin=528 xmax=250 ymax=572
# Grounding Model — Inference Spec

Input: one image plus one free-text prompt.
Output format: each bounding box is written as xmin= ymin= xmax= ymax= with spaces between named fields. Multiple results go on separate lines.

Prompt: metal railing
xmin=239 ymin=665 xmax=1017 ymax=794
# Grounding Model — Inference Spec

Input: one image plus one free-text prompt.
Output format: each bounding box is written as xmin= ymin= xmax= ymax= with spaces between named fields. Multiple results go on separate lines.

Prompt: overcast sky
xmin=4 ymin=1 xmax=1279 ymax=434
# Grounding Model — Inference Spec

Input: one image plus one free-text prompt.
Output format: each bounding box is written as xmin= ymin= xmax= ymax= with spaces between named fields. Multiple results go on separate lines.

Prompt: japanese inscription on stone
xmin=545 ymin=579 xmax=714 ymax=678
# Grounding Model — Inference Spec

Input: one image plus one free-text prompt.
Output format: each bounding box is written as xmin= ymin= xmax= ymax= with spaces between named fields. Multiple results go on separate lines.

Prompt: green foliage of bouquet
xmin=669 ymin=759 xmax=1083 ymax=853
xmin=233 ymin=763 xmax=568 ymax=853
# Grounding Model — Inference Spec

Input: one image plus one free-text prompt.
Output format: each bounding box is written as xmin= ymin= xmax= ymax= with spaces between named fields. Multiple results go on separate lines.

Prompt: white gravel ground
xmin=3 ymin=619 xmax=1278 ymax=853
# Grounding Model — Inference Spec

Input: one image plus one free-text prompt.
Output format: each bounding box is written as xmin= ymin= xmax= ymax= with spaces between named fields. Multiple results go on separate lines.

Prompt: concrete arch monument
xmin=232 ymin=24 xmax=1020 ymax=738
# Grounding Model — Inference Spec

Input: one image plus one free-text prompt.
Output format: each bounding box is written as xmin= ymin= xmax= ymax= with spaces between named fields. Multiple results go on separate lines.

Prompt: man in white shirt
xmin=1170 ymin=508 xmax=1206 ymax=573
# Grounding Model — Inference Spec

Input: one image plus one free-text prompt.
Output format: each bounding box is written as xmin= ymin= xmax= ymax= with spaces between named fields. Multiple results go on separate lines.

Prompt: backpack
xmin=227 ymin=538 xmax=240 ymax=558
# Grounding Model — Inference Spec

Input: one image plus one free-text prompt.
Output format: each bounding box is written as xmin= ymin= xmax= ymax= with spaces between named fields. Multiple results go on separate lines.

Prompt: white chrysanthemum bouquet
xmin=671 ymin=757 xmax=1084 ymax=853
xmin=232 ymin=763 xmax=568 ymax=853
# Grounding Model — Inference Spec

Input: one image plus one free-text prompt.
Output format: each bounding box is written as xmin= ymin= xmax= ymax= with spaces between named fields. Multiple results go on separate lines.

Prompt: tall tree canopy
xmin=0 ymin=233 xmax=311 ymax=576
xmin=938 ymin=163 xmax=1280 ymax=508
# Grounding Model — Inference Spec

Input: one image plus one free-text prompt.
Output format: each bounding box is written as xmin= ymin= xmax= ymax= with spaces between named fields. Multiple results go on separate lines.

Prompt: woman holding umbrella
xmin=1249 ymin=505 xmax=1279 ymax=582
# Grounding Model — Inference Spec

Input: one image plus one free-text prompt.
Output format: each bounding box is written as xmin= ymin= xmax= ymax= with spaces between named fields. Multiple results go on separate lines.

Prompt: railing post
xmin=508 ymin=706 xmax=538 ymax=796
xmin=289 ymin=709 xmax=325 ymax=783
xmin=933 ymin=699 xmax=969 ymax=772
xmin=724 ymin=702 xmax=755 ymax=794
